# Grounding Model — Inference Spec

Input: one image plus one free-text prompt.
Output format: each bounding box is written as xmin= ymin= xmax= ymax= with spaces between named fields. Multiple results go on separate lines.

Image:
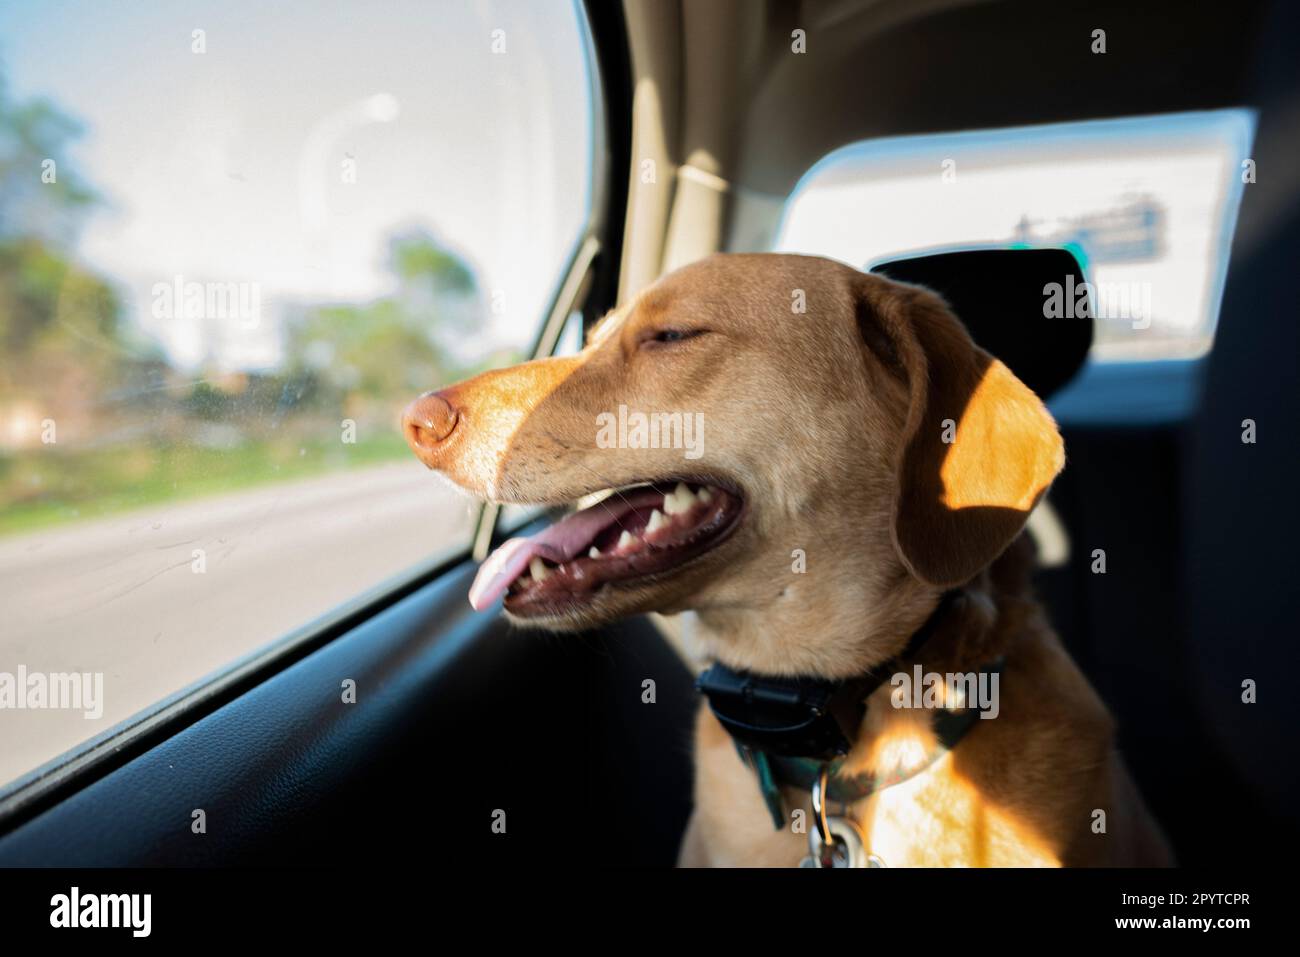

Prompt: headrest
xmin=870 ymin=248 xmax=1093 ymax=400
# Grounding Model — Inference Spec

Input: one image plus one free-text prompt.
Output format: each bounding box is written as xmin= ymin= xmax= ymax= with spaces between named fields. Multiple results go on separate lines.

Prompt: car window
xmin=0 ymin=0 xmax=599 ymax=790
xmin=771 ymin=110 xmax=1254 ymax=363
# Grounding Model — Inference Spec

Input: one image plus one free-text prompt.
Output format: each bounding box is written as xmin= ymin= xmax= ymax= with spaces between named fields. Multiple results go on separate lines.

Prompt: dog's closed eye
xmin=638 ymin=328 xmax=709 ymax=350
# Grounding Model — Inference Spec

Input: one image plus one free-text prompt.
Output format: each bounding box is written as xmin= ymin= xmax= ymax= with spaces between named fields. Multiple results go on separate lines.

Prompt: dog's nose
xmin=402 ymin=391 xmax=458 ymax=464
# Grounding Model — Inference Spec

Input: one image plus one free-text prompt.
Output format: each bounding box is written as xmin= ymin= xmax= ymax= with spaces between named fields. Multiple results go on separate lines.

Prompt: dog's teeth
xmin=698 ymin=487 xmax=713 ymax=504
xmin=529 ymin=557 xmax=550 ymax=582
xmin=646 ymin=509 xmax=667 ymax=533
xmin=577 ymin=488 xmax=615 ymax=510
xmin=664 ymin=482 xmax=697 ymax=516
xmin=617 ymin=530 xmax=636 ymax=551
xmin=588 ymin=546 xmax=602 ymax=559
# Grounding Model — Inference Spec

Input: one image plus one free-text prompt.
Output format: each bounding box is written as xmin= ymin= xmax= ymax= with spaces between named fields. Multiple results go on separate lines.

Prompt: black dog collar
xmin=696 ymin=591 xmax=960 ymax=761
xmin=695 ymin=591 xmax=997 ymax=829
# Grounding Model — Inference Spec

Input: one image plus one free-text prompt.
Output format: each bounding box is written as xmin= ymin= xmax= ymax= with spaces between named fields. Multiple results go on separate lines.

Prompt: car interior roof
xmin=618 ymin=0 xmax=1268 ymax=296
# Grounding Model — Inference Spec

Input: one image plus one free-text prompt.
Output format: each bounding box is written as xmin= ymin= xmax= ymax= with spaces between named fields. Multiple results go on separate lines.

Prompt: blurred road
xmin=0 ymin=461 xmax=477 ymax=787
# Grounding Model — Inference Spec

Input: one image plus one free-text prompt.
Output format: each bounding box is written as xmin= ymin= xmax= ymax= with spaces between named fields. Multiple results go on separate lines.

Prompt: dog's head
xmin=403 ymin=253 xmax=1062 ymax=673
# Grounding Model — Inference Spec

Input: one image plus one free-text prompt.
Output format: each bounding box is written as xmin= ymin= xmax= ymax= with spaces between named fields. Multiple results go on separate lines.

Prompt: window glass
xmin=774 ymin=111 xmax=1254 ymax=362
xmin=0 ymin=0 xmax=598 ymax=788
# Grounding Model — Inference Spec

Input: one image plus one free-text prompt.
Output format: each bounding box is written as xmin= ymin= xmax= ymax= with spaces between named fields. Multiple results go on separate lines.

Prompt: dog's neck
xmin=690 ymin=533 xmax=1034 ymax=681
xmin=688 ymin=535 xmax=1037 ymax=808
xmin=694 ymin=578 xmax=1019 ymax=835
xmin=813 ymin=538 xmax=1036 ymax=780
xmin=689 ymin=567 xmax=941 ymax=680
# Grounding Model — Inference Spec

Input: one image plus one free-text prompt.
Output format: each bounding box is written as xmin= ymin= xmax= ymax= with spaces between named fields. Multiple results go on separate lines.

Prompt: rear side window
xmin=0 ymin=1 xmax=599 ymax=790
xmin=774 ymin=110 xmax=1254 ymax=363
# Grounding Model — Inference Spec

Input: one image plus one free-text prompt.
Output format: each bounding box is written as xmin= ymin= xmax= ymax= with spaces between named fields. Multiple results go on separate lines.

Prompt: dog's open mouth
xmin=468 ymin=481 xmax=744 ymax=615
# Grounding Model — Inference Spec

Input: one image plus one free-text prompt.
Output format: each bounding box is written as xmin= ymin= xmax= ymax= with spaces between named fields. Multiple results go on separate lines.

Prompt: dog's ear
xmin=857 ymin=276 xmax=1064 ymax=587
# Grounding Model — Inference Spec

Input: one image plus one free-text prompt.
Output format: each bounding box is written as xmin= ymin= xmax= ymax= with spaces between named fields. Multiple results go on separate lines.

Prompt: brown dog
xmin=402 ymin=252 xmax=1172 ymax=867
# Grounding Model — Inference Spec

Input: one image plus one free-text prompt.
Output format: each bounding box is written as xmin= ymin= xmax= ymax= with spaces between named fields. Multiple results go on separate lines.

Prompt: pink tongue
xmin=467 ymin=486 xmax=664 ymax=610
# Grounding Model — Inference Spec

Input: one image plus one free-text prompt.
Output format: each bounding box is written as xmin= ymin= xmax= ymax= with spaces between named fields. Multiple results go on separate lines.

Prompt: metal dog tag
xmin=801 ymin=815 xmax=882 ymax=868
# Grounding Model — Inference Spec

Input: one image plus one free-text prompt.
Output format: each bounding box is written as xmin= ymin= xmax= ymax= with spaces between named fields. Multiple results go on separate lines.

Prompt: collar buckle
xmin=694 ymin=666 xmax=856 ymax=761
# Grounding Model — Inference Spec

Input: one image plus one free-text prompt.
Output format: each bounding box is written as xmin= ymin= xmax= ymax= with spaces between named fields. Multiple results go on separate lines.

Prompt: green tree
xmin=0 ymin=76 xmax=98 ymax=249
xmin=287 ymin=230 xmax=482 ymax=408
xmin=0 ymin=73 xmax=142 ymax=405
